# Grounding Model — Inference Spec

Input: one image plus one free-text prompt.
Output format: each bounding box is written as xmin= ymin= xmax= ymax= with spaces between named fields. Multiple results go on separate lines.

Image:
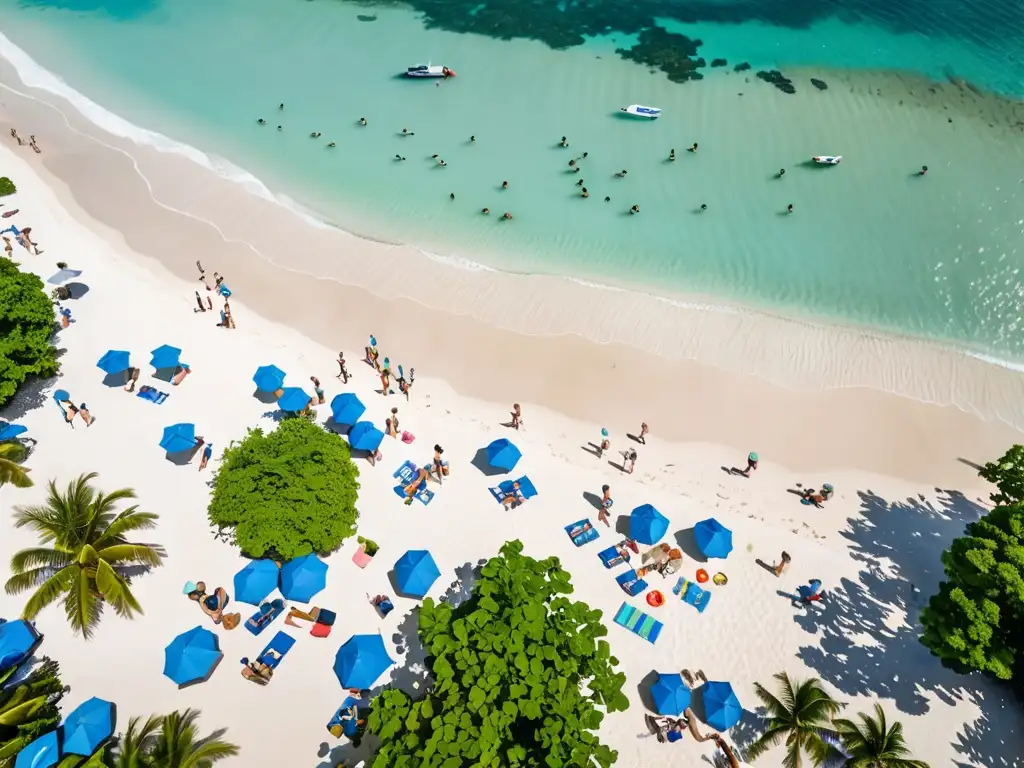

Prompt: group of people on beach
xmin=196 ymin=261 xmax=236 ymax=329
xmin=9 ymin=128 xmax=41 ymax=154
xmin=364 ymin=334 xmax=415 ymax=400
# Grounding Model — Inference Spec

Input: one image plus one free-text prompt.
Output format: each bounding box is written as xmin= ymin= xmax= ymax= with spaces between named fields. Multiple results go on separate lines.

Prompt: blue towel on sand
xmin=136 ymin=387 xmax=169 ymax=404
xmin=565 ymin=519 xmax=599 ymax=547
xmin=257 ymin=631 xmax=295 ymax=669
xmin=489 ymin=476 xmax=538 ymax=502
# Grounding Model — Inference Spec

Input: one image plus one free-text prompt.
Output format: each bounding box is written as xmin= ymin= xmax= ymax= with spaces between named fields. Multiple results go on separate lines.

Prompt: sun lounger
xmin=674 ymin=578 xmax=712 ymax=613
xmin=565 ymin=519 xmax=599 ymax=547
xmin=612 ymin=602 xmax=663 ymax=644
xmin=256 ymin=631 xmax=295 ymax=670
xmin=245 ymin=599 xmax=286 ymax=636
xmin=392 ymin=460 xmax=435 ymax=505
xmin=327 ymin=696 xmax=366 ymax=740
xmin=616 ymin=569 xmax=648 ymax=596
xmin=488 ymin=476 xmax=538 ymax=503
xmin=136 ymin=386 xmax=169 ymax=404
xmin=598 ymin=545 xmax=630 ymax=569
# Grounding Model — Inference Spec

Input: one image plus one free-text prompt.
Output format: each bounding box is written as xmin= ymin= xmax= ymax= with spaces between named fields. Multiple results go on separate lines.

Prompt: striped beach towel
xmin=612 ymin=602 xmax=663 ymax=644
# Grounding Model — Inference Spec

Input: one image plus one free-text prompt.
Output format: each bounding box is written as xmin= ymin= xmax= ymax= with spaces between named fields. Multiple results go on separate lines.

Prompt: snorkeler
xmin=394 ymin=154 xmax=406 ymax=161
xmin=450 ymin=192 xmax=455 ymax=201
xmin=919 ymin=165 xmax=928 ymax=176
xmin=481 ymin=207 xmax=490 ymax=214
xmin=502 ymin=212 xmax=513 ymax=220
xmin=604 ymin=196 xmax=611 ymax=202
xmin=700 ymin=203 xmax=707 ymax=211
xmin=401 ymin=128 xmax=414 ymax=136
xmin=501 ymin=181 xmax=508 ymax=189
xmin=689 ymin=143 xmax=698 ymax=152
xmin=470 ymin=135 xmax=476 ymax=142
xmin=787 ymin=204 xmax=793 ymax=213
xmin=327 ymin=142 xmax=336 ymax=148
xmin=777 ymin=168 xmax=786 ymax=178
xmin=257 ymin=118 xmax=266 ymax=125
xmin=279 ymin=103 xmax=284 ymax=110
xmin=581 ymin=188 xmax=589 ymax=198
xmin=616 ymin=169 xmax=628 ymax=178
xmin=576 ymin=179 xmax=584 ymax=187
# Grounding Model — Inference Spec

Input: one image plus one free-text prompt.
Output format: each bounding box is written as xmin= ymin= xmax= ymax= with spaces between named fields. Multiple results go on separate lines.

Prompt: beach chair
xmin=136 ymin=386 xmax=169 ymax=404
xmin=598 ymin=545 xmax=630 ymax=569
xmin=392 ymin=460 xmax=435 ymax=505
xmin=616 ymin=569 xmax=648 ymax=597
xmin=674 ymin=579 xmax=712 ymax=613
xmin=245 ymin=599 xmax=286 ymax=636
xmin=256 ymin=631 xmax=296 ymax=670
xmin=488 ymin=476 xmax=538 ymax=504
xmin=565 ymin=519 xmax=599 ymax=547
xmin=612 ymin=602 xmax=663 ymax=644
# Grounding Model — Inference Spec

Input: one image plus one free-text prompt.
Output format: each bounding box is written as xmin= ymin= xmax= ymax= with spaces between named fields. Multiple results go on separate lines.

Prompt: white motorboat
xmin=404 ymin=64 xmax=456 ymax=78
xmin=620 ymin=104 xmax=661 ymax=119
xmin=813 ymin=155 xmax=842 ymax=165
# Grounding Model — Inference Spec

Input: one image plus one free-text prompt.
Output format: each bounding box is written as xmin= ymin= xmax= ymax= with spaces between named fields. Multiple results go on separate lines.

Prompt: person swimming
xmin=449 ymin=192 xmax=455 ymax=201
xmin=559 ymin=136 xmax=568 ymax=147
xmin=919 ymin=165 xmax=928 ymax=175
xmin=501 ymin=181 xmax=508 ymax=189
xmin=576 ymin=179 xmax=584 ymax=187
xmin=470 ymin=135 xmax=476 ymax=142
xmin=581 ymin=188 xmax=589 ymax=198
xmin=787 ymin=203 xmax=793 ymax=213
xmin=572 ymin=166 xmax=580 ymax=174
xmin=604 ymin=196 xmax=611 ymax=202
xmin=630 ymin=204 xmax=640 ymax=214
xmin=438 ymin=159 xmax=447 ymax=166
xmin=327 ymin=142 xmax=336 ymax=148
xmin=778 ymin=168 xmax=786 ymax=178
xmin=310 ymin=131 xmax=321 ymax=138
xmin=689 ymin=142 xmax=698 ymax=152
xmin=279 ymin=103 xmax=284 ymax=110
xmin=359 ymin=117 xmax=367 ymax=126
xmin=257 ymin=118 xmax=266 ymax=125
xmin=700 ymin=203 xmax=707 ymax=211
xmin=616 ymin=169 xmax=627 ymax=177
xmin=401 ymin=128 xmax=414 ymax=136
xmin=394 ymin=154 xmax=406 ymax=161
xmin=277 ymin=125 xmax=282 ymax=131
xmin=669 ymin=149 xmax=676 ymax=161
xmin=568 ymin=159 xmax=576 ymax=167
xmin=502 ymin=212 xmax=512 ymax=219
xmin=481 ymin=207 xmax=490 ymax=214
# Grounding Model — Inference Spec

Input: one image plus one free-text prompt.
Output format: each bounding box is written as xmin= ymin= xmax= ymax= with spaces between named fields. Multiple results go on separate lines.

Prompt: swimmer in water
xmin=581 ymin=188 xmax=589 ymax=198
xmin=502 ymin=212 xmax=512 ymax=220
xmin=616 ymin=169 xmax=627 ymax=178
xmin=359 ymin=117 xmax=367 ymax=126
xmin=439 ymin=159 xmax=447 ymax=166
xmin=450 ymin=193 xmax=455 ymax=201
xmin=689 ymin=143 xmax=698 ymax=152
xmin=327 ymin=142 xmax=336 ymax=148
xmin=669 ymin=149 xmax=675 ymax=161
xmin=630 ymin=205 xmax=640 ymax=214
xmin=401 ymin=128 xmax=414 ymax=136
xmin=581 ymin=151 xmax=589 ymax=160
xmin=787 ymin=203 xmax=793 ymax=213
xmin=576 ymin=179 xmax=584 ymax=187
xmin=501 ymin=181 xmax=508 ymax=189
xmin=559 ymin=136 xmax=568 ymax=147
xmin=700 ymin=203 xmax=707 ymax=211
xmin=257 ymin=118 xmax=266 ymax=125
xmin=395 ymin=154 xmax=406 ymax=161
xmin=919 ymin=165 xmax=928 ymax=176
xmin=470 ymin=135 xmax=476 ymax=142
xmin=777 ymin=168 xmax=786 ymax=178
xmin=277 ymin=125 xmax=283 ymax=131
xmin=310 ymin=132 xmax=320 ymax=138
xmin=482 ymin=207 xmax=490 ymax=214
xmin=279 ymin=103 xmax=284 ymax=110
xmin=604 ymin=196 xmax=611 ymax=202
xmin=572 ymin=167 xmax=580 ymax=174
xmin=568 ymin=159 xmax=576 ymax=168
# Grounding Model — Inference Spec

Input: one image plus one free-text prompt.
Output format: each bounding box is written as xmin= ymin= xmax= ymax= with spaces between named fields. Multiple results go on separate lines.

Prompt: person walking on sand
xmin=510 ymin=403 xmax=522 ymax=430
xmin=62 ymin=401 xmax=78 ymax=427
xmin=388 ymin=407 xmax=399 ymax=437
xmin=431 ymin=444 xmax=447 ymax=484
xmin=311 ymin=376 xmax=325 ymax=404
xmin=598 ymin=485 xmax=614 ymax=526
xmin=78 ymin=403 xmax=93 ymax=427
xmin=193 ymin=291 xmax=207 ymax=312
xmin=638 ymin=422 xmax=649 ymax=444
xmin=596 ymin=428 xmax=610 ymax=458
xmin=380 ymin=368 xmax=390 ymax=396
xmin=772 ymin=551 xmax=791 ymax=577
xmin=125 ymin=367 xmax=140 ymax=393
xmin=337 ymin=352 xmax=349 ymax=383
xmin=622 ymin=447 xmax=637 ymax=474
xmin=741 ymin=451 xmax=758 ymax=476
xmin=223 ymin=301 xmax=236 ymax=329
xmin=199 ymin=442 xmax=213 ymax=472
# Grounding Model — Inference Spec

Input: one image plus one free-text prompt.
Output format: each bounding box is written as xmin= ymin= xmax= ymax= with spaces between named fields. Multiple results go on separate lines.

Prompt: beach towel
xmin=352 ymin=547 xmax=373 ymax=569
xmin=598 ymin=545 xmax=630 ymax=569
xmin=616 ymin=569 xmax=648 ymax=597
xmin=612 ymin=602 xmax=663 ymax=644
xmin=565 ymin=519 xmax=599 ymax=547
xmin=673 ymin=578 xmax=712 ymax=613
xmin=136 ymin=386 xmax=169 ymax=404
xmin=392 ymin=461 xmax=435 ymax=505
xmin=327 ymin=696 xmax=365 ymax=740
xmin=488 ymin=476 xmax=538 ymax=503
xmin=245 ymin=599 xmax=286 ymax=636
xmin=256 ymin=631 xmax=295 ymax=669
xmin=311 ymin=608 xmax=336 ymax=638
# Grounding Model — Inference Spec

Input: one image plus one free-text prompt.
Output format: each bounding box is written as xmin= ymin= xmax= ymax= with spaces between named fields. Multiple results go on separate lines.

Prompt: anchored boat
xmin=813 ymin=155 xmax=842 ymax=165
xmin=620 ymin=104 xmax=661 ymax=119
xmin=405 ymin=64 xmax=456 ymax=78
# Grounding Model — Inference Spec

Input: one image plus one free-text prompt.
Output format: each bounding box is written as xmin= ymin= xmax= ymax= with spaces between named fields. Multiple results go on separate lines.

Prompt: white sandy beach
xmin=1 ymin=89 xmax=1024 ymax=767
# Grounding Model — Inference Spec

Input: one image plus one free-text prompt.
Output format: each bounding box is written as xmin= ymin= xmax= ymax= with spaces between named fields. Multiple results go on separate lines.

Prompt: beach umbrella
xmin=159 ymin=423 xmax=197 ymax=454
xmin=163 ymin=626 xmax=222 ymax=686
xmin=61 ymin=697 xmax=115 ymax=756
xmin=14 ymin=730 xmax=59 ymax=768
xmin=233 ymin=559 xmax=280 ymax=605
xmin=252 ymin=364 xmax=286 ymax=392
xmin=0 ymin=421 xmax=28 ymax=442
xmin=348 ymin=421 xmax=384 ymax=453
xmin=485 ymin=438 xmax=521 ymax=472
xmin=280 ymin=553 xmax=328 ymax=602
xmin=394 ymin=550 xmax=440 ymax=599
xmin=694 ymin=518 xmax=733 ymax=559
xmin=333 ymin=634 xmax=394 ymax=689
xmin=700 ymin=680 xmax=743 ymax=731
xmin=96 ymin=350 xmax=130 ymax=375
xmin=330 ymin=393 xmax=365 ymax=425
xmin=277 ymin=387 xmax=312 ymax=413
xmin=149 ymin=344 xmax=182 ymax=370
xmin=0 ymin=619 xmax=40 ymax=673
xmin=47 ymin=267 xmax=83 ymax=284
xmin=650 ymin=673 xmax=691 ymax=716
xmin=629 ymin=504 xmax=669 ymax=545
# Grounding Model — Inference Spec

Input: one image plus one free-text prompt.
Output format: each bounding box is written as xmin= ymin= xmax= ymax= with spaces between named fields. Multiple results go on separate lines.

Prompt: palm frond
xmin=95 ymin=508 xmax=159 ymax=545
xmin=746 ymin=722 xmax=793 ymax=760
xmin=64 ymin=566 xmax=101 ymax=640
xmin=96 ymin=543 xmax=166 ymax=568
xmin=13 ymin=566 xmax=76 ymax=619
xmin=10 ymin=547 xmax=73 ymax=572
xmin=752 ymin=680 xmax=791 ymax=719
xmin=0 ymin=453 xmax=33 ymax=488
xmin=94 ymin=559 xmax=142 ymax=618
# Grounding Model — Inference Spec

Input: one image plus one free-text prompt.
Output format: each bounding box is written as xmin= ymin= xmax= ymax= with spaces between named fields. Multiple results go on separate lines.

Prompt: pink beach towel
xmin=401 ymin=431 xmax=415 ymax=444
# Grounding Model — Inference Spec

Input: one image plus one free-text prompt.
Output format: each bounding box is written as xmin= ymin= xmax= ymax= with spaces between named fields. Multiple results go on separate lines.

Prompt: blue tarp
xmin=485 ymin=438 xmax=521 ymax=471
xmin=0 ymin=619 xmax=40 ymax=673
xmin=252 ymin=365 xmax=286 ymax=392
xmin=394 ymin=550 xmax=440 ymax=598
xmin=14 ymin=730 xmax=59 ymax=768
xmin=280 ymin=554 xmax=328 ymax=602
xmin=149 ymin=345 xmax=182 ymax=370
xmin=694 ymin=518 xmax=733 ymax=559
xmin=334 ymin=635 xmax=394 ymax=690
xmin=0 ymin=422 xmax=28 ymax=441
xmin=61 ymin=696 xmax=115 ymax=756
xmin=650 ymin=673 xmax=691 ymax=715
xmin=96 ymin=350 xmax=130 ymax=375
xmin=700 ymin=680 xmax=743 ymax=731
xmin=330 ymin=393 xmax=365 ymax=425
xmin=233 ymin=559 xmax=280 ymax=605
xmin=159 ymin=423 xmax=196 ymax=454
xmin=348 ymin=421 xmax=384 ymax=453
xmin=277 ymin=387 xmax=312 ymax=412
xmin=629 ymin=504 xmax=669 ymax=545
xmin=163 ymin=626 xmax=222 ymax=686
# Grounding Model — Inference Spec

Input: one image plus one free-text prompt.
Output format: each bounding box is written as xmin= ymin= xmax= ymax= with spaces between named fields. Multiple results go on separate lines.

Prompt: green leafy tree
xmin=368 ymin=540 xmax=628 ymax=768
xmin=4 ymin=473 xmax=166 ymax=639
xmin=978 ymin=445 xmax=1024 ymax=506
xmin=919 ymin=503 xmax=1024 ymax=680
xmin=0 ymin=657 xmax=65 ymax=766
xmin=745 ymin=672 xmax=842 ymax=767
xmin=207 ymin=418 xmax=360 ymax=559
xmin=835 ymin=704 xmax=929 ymax=768
xmin=0 ymin=257 xmax=59 ymax=407
xmin=106 ymin=709 xmax=239 ymax=768
xmin=0 ymin=442 xmax=32 ymax=488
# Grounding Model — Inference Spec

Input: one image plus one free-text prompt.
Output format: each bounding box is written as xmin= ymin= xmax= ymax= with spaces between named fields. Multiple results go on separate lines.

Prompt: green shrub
xmin=0 ymin=177 xmax=15 ymax=197
xmin=368 ymin=540 xmax=628 ymax=767
xmin=357 ymin=535 xmax=379 ymax=557
xmin=208 ymin=418 xmax=360 ymax=559
xmin=0 ymin=258 xmax=59 ymax=407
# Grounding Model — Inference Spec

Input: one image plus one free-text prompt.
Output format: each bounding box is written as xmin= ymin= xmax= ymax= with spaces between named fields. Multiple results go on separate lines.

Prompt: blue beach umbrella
xmin=629 ymin=504 xmax=669 ymax=545
xmin=280 ymin=553 xmax=328 ymax=602
xmin=149 ymin=345 xmax=182 ymax=370
xmin=159 ymin=423 xmax=197 ymax=454
xmin=330 ymin=393 xmax=365 ymax=425
xmin=333 ymin=634 xmax=394 ymax=690
xmin=61 ymin=697 xmax=115 ymax=756
xmin=348 ymin=421 xmax=384 ymax=453
xmin=0 ymin=422 xmax=28 ymax=442
xmin=694 ymin=518 xmax=733 ymax=559
xmin=0 ymin=619 xmax=41 ymax=673
xmin=700 ymin=681 xmax=743 ymax=731
xmin=650 ymin=673 xmax=691 ymax=716
xmin=96 ymin=350 xmax=130 ymax=375
xmin=163 ymin=626 xmax=222 ymax=686
xmin=233 ymin=559 xmax=280 ymax=605
xmin=394 ymin=550 xmax=440 ymax=599
xmin=14 ymin=730 xmax=59 ymax=768
xmin=252 ymin=364 xmax=286 ymax=392
xmin=277 ymin=387 xmax=312 ymax=412
xmin=485 ymin=438 xmax=521 ymax=472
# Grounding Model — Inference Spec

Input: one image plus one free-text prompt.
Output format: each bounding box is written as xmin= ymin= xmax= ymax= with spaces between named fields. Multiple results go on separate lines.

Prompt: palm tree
xmin=108 ymin=714 xmax=161 ymax=768
xmin=834 ymin=704 xmax=929 ymax=768
xmin=0 ymin=658 xmax=64 ymax=765
xmin=0 ymin=442 xmax=32 ymax=488
xmin=4 ymin=473 xmax=166 ymax=639
xmin=746 ymin=672 xmax=843 ymax=767
xmin=109 ymin=709 xmax=238 ymax=768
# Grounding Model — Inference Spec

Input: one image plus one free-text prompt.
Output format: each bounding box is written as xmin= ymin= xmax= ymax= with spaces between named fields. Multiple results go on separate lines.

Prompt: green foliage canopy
xmin=0 ymin=178 xmax=15 ymax=197
xmin=979 ymin=444 xmax=1024 ymax=506
xmin=207 ymin=418 xmax=360 ymax=559
xmin=0 ymin=657 xmax=65 ymax=766
xmin=368 ymin=540 xmax=628 ymax=768
xmin=919 ymin=503 xmax=1024 ymax=681
xmin=0 ymin=258 xmax=59 ymax=407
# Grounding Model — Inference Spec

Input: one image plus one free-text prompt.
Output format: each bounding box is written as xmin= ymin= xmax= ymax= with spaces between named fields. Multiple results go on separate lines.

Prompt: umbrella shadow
xmin=324 ymin=417 xmax=353 ymax=436
xmin=259 ymin=409 xmax=288 ymax=424
xmin=102 ymin=371 xmax=130 ymax=388
xmin=165 ymin=444 xmax=201 ymax=466
xmin=674 ymin=528 xmax=706 ymax=561
xmin=471 ymin=448 xmax=506 ymax=477
xmin=178 ymin=654 xmax=223 ymax=690
xmin=64 ymin=282 xmax=90 ymax=299
xmin=637 ymin=669 xmax=659 ymax=712
xmin=387 ymin=569 xmax=425 ymax=602
xmin=252 ymin=388 xmax=279 ymax=404
xmin=614 ymin=515 xmax=632 ymax=537
xmin=153 ymin=366 xmax=178 ymax=383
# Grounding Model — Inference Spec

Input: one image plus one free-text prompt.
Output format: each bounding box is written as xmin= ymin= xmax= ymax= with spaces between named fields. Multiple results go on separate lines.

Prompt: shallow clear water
xmin=1 ymin=0 xmax=1023 ymax=357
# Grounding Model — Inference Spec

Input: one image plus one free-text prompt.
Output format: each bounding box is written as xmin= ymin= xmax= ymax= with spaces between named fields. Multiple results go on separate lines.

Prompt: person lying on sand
xmin=172 ymin=365 xmax=191 ymax=386
xmin=501 ymin=481 xmax=527 ymax=510
xmin=645 ymin=714 xmax=687 ymax=743
xmin=285 ymin=606 xmax=321 ymax=627
xmin=403 ymin=467 xmax=429 ymax=505
xmin=188 ymin=580 xmax=230 ymax=625
xmin=240 ymin=654 xmax=277 ymax=684
xmin=61 ymin=401 xmax=78 ymax=427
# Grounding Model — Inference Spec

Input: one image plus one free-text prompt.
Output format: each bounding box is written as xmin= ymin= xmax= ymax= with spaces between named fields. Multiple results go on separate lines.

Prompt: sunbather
xmin=240 ymin=656 xmax=273 ymax=684
xmin=60 ymin=400 xmax=78 ymax=427
xmin=501 ymin=481 xmax=526 ymax=510
xmin=404 ymin=467 xmax=429 ymax=505
xmin=172 ymin=365 xmax=191 ymax=386
xmin=568 ymin=521 xmax=593 ymax=539
xmin=430 ymin=445 xmax=448 ymax=484
xmin=369 ymin=594 xmax=394 ymax=617
xmin=188 ymin=581 xmax=227 ymax=624
xmin=682 ymin=708 xmax=719 ymax=742
xmin=636 ymin=544 xmax=683 ymax=578
xmin=645 ymin=714 xmax=687 ymax=743
xmin=285 ymin=606 xmax=321 ymax=626
xmin=125 ymin=367 xmax=140 ymax=393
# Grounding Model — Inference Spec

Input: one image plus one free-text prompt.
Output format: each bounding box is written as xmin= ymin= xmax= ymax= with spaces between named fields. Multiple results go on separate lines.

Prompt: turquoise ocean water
xmin=1 ymin=0 xmax=1023 ymax=359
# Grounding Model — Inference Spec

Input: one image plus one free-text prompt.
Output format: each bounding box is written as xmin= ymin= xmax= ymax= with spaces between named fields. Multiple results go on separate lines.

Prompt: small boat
xmin=813 ymin=155 xmax=842 ymax=165
xmin=404 ymin=64 xmax=456 ymax=78
xmin=620 ymin=104 xmax=661 ymax=119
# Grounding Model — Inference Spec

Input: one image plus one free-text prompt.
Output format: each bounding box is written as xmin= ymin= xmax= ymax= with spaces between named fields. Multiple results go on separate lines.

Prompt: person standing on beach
xmin=597 ymin=428 xmax=610 ymax=458
xmin=380 ymin=368 xmax=390 ymax=397
xmin=337 ymin=352 xmax=349 ymax=383
xmin=311 ymin=376 xmax=325 ymax=404
xmin=772 ymin=551 xmax=791 ymax=577
xmin=622 ymin=448 xmax=637 ymax=474
xmin=741 ymin=451 xmax=758 ymax=477
xmin=78 ymin=403 xmax=93 ymax=427
xmin=598 ymin=485 xmax=614 ymax=526
xmin=639 ymin=422 xmax=649 ymax=444
xmin=125 ymin=367 xmax=140 ymax=393
xmin=510 ymin=403 xmax=522 ymax=430
xmin=432 ymin=444 xmax=447 ymax=484
xmin=199 ymin=442 xmax=213 ymax=472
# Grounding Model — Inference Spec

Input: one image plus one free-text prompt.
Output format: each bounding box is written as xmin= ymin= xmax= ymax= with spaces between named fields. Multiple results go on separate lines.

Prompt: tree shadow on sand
xmin=790 ymin=487 xmax=1023 ymax=767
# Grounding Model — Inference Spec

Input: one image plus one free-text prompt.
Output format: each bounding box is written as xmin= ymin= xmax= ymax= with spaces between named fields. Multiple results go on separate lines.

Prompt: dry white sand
xmin=0 ymin=101 xmax=1023 ymax=766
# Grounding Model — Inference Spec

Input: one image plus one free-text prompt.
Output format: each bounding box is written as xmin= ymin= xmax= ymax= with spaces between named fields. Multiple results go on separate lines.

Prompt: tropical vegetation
xmin=106 ymin=708 xmax=239 ymax=768
xmin=834 ymin=704 xmax=929 ymax=768
xmin=0 ymin=177 xmax=15 ymax=197
xmin=978 ymin=444 xmax=1024 ymax=506
xmin=368 ymin=540 xmax=628 ymax=767
xmin=0 ymin=442 xmax=32 ymax=488
xmin=207 ymin=418 xmax=360 ymax=559
xmin=4 ymin=473 xmax=166 ymax=639
xmin=0 ymin=657 xmax=65 ymax=766
xmin=0 ymin=256 xmax=60 ymax=407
